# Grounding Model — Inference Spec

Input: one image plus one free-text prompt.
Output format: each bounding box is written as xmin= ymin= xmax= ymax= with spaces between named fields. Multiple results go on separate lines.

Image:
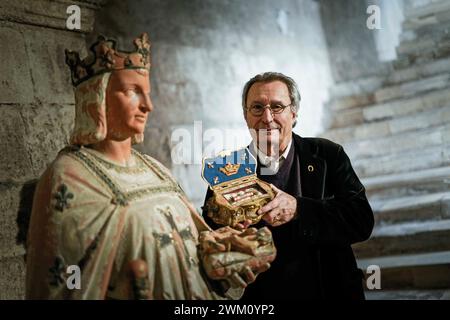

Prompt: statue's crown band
xmin=65 ymin=33 xmax=151 ymax=86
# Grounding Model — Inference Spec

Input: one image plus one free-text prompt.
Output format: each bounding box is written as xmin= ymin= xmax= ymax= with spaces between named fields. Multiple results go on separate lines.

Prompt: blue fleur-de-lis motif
xmin=54 ymin=184 xmax=74 ymax=212
xmin=49 ymin=256 xmax=66 ymax=287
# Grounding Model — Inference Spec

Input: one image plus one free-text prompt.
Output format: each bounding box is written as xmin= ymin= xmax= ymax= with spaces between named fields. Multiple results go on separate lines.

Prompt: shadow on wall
xmin=16 ymin=179 xmax=38 ymax=258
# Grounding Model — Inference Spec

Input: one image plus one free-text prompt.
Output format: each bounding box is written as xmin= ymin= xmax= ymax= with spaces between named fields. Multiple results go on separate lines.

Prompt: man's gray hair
xmin=241 ymin=72 xmax=301 ymax=127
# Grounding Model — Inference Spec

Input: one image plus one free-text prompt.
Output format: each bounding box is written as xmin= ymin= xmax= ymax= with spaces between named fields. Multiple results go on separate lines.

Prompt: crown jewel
xmin=65 ymin=33 xmax=151 ymax=86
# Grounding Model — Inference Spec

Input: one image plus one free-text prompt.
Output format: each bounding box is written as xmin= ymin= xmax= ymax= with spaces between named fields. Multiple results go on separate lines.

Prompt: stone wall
xmin=0 ymin=0 xmax=103 ymax=299
xmin=93 ymin=0 xmax=333 ymax=208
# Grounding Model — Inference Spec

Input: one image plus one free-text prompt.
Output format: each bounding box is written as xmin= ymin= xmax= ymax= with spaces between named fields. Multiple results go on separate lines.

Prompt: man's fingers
xmin=270 ymin=184 xmax=281 ymax=195
xmin=258 ymin=198 xmax=280 ymax=215
xmin=262 ymin=208 xmax=281 ymax=225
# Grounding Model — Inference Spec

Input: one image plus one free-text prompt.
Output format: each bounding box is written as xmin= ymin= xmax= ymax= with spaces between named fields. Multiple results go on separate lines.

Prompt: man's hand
xmin=259 ymin=184 xmax=297 ymax=227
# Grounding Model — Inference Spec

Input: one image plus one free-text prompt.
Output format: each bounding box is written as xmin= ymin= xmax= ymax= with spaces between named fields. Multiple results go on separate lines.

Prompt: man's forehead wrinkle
xmin=251 ymin=98 xmax=285 ymax=105
xmin=251 ymin=85 xmax=289 ymax=96
xmin=249 ymin=90 xmax=290 ymax=103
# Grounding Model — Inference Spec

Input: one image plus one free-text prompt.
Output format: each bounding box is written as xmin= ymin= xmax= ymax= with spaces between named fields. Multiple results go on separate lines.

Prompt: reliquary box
xmin=201 ymin=148 xmax=274 ymax=227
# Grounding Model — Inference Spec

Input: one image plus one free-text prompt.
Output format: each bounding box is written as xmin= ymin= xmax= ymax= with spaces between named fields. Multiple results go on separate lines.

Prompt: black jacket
xmin=202 ymin=134 xmax=374 ymax=300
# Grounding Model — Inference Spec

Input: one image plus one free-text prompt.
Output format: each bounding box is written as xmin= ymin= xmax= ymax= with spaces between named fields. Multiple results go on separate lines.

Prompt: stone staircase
xmin=322 ymin=0 xmax=450 ymax=299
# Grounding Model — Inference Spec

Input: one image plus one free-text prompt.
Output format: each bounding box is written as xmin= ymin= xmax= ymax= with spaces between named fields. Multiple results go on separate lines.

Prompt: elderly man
xmin=203 ymin=72 xmax=374 ymax=300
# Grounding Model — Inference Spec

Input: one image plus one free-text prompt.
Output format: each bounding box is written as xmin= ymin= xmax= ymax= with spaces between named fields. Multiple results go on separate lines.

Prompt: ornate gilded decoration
xmin=219 ymin=163 xmax=240 ymax=176
xmin=202 ymin=148 xmax=275 ymax=227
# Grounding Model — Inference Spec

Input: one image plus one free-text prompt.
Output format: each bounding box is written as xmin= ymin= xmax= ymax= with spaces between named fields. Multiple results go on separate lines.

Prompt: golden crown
xmin=219 ymin=163 xmax=241 ymax=176
xmin=65 ymin=32 xmax=151 ymax=86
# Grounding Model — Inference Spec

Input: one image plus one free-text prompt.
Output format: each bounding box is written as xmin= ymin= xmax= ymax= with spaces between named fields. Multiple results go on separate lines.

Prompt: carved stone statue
xmin=25 ymin=33 xmax=275 ymax=300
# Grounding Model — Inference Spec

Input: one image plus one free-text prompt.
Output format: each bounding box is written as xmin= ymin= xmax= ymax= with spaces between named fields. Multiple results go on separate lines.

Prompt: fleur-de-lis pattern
xmin=54 ymin=184 xmax=74 ymax=212
xmin=49 ymin=256 xmax=66 ymax=287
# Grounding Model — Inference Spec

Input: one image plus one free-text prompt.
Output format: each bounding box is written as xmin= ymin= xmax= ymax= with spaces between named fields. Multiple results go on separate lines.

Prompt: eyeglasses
xmin=246 ymin=103 xmax=293 ymax=117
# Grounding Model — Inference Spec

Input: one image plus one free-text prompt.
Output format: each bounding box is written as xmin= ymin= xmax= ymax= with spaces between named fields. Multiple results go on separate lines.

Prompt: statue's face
xmin=105 ymin=69 xmax=153 ymax=140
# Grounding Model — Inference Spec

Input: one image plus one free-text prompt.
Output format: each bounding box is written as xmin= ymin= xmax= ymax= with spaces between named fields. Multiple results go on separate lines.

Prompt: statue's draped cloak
xmin=26 ymin=146 xmax=223 ymax=299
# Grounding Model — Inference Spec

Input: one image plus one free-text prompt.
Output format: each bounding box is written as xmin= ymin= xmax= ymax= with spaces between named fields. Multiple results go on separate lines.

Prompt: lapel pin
xmin=307 ymin=165 xmax=314 ymax=172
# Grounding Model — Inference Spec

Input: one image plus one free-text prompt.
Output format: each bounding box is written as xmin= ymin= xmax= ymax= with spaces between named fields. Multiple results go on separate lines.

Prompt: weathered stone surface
xmin=395 ymin=37 xmax=450 ymax=68
xmin=328 ymin=86 xmax=450 ymax=130
xmin=324 ymin=102 xmax=450 ymax=144
xmin=329 ymin=107 xmax=363 ymax=129
xmin=0 ymin=255 xmax=25 ymax=299
xmin=0 ymin=183 xmax=28 ymax=259
xmin=333 ymin=0 xmax=450 ymax=297
xmin=0 ymin=0 xmax=104 ymax=301
xmin=358 ymin=252 xmax=450 ymax=290
xmin=370 ymin=191 xmax=450 ymax=225
xmin=358 ymin=250 xmax=450 ymax=270
xmin=318 ymin=0 xmax=387 ymax=82
xmin=389 ymin=104 xmax=450 ymax=134
xmin=23 ymin=26 xmax=87 ymax=104
xmin=328 ymin=76 xmax=386 ymax=98
xmin=365 ymin=289 xmax=450 ymax=300
xmin=364 ymin=166 xmax=450 ymax=201
xmin=0 ymin=106 xmax=35 ymax=181
xmin=344 ymin=123 xmax=450 ymax=161
xmin=386 ymin=57 xmax=450 ymax=85
xmin=97 ymin=0 xmax=334 ymax=136
xmin=374 ymin=73 xmax=450 ymax=103
xmin=403 ymin=0 xmax=450 ymax=31
xmin=397 ymin=37 xmax=436 ymax=56
xmin=412 ymin=17 xmax=450 ymax=42
xmin=368 ymin=88 xmax=450 ymax=121
xmin=327 ymin=93 xmax=375 ymax=111
xmin=353 ymin=219 xmax=450 ymax=258
xmin=0 ymin=24 xmax=34 ymax=104
xmin=353 ymin=144 xmax=450 ymax=178
xmin=0 ymin=104 xmax=74 ymax=182
xmin=323 ymin=121 xmax=391 ymax=144
xmin=0 ymin=0 xmax=102 ymax=33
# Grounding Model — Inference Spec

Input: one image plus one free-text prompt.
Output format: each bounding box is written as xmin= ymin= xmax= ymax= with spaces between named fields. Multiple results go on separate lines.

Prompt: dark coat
xmin=202 ymin=134 xmax=374 ymax=300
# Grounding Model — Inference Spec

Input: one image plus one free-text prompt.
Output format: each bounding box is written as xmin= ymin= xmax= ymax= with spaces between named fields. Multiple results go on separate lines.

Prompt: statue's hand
xmin=198 ymin=227 xmax=276 ymax=287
